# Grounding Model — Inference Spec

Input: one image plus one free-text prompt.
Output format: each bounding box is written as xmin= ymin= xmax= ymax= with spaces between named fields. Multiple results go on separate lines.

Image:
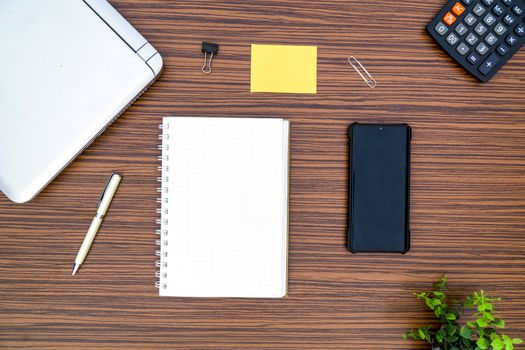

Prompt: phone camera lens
xmin=379 ymin=127 xmax=383 ymax=131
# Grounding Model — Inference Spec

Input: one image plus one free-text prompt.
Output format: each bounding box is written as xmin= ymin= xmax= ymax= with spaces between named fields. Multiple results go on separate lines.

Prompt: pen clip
xmin=97 ymin=173 xmax=117 ymax=208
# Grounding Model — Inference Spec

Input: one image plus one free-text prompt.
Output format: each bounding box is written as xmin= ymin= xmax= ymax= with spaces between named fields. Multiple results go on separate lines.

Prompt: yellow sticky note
xmin=250 ymin=44 xmax=317 ymax=94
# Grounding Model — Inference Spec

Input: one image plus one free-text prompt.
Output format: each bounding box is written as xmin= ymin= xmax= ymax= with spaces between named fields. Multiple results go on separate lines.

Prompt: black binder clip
xmin=201 ymin=42 xmax=219 ymax=74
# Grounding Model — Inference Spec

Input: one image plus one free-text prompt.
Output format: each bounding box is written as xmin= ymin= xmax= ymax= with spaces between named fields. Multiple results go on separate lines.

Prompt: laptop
xmin=0 ymin=0 xmax=163 ymax=203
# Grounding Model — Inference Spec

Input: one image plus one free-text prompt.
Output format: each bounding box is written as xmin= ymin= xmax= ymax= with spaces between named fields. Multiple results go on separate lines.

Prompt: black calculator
xmin=428 ymin=0 xmax=525 ymax=82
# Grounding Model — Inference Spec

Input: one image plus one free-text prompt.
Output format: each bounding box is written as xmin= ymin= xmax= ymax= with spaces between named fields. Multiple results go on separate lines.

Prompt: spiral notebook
xmin=156 ymin=117 xmax=289 ymax=298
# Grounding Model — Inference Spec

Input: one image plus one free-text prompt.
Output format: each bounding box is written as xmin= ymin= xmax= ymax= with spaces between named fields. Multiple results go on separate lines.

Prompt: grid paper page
xmin=159 ymin=117 xmax=289 ymax=298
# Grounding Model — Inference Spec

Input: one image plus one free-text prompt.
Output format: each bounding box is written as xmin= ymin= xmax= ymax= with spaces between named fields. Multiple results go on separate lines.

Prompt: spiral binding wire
xmin=155 ymin=121 xmax=170 ymax=290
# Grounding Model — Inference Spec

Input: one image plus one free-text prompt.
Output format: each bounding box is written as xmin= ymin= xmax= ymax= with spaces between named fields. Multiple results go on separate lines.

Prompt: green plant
xmin=404 ymin=276 xmax=523 ymax=350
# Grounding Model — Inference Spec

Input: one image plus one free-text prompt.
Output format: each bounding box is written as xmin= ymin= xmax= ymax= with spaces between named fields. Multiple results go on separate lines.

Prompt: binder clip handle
xmin=202 ymin=42 xmax=219 ymax=74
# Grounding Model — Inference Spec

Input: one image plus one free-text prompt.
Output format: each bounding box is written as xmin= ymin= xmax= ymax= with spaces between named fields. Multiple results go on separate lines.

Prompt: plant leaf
xmin=512 ymin=339 xmax=524 ymax=344
xmin=460 ymin=326 xmax=473 ymax=339
xmin=449 ymin=335 xmax=460 ymax=342
xmin=447 ymin=324 xmax=457 ymax=336
xmin=492 ymin=338 xmax=504 ymax=350
xmin=492 ymin=333 xmax=502 ymax=342
xmin=403 ymin=331 xmax=416 ymax=340
xmin=436 ymin=329 xmax=445 ymax=343
xmin=493 ymin=319 xmax=506 ymax=328
xmin=477 ymin=318 xmax=488 ymax=327
xmin=435 ymin=306 xmax=442 ymax=317
xmin=446 ymin=313 xmax=457 ymax=321
xmin=484 ymin=312 xmax=495 ymax=321
xmin=476 ymin=337 xmax=490 ymax=350
xmin=418 ymin=328 xmax=425 ymax=340
xmin=426 ymin=332 xmax=432 ymax=343
xmin=463 ymin=337 xmax=472 ymax=346
xmin=479 ymin=328 xmax=485 ymax=338
xmin=465 ymin=296 xmax=474 ymax=308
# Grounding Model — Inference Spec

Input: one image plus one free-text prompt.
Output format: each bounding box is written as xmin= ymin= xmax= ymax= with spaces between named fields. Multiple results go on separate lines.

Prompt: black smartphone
xmin=347 ymin=123 xmax=411 ymax=253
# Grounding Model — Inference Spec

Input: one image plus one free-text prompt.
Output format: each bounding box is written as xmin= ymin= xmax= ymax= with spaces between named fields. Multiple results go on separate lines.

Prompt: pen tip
xmin=71 ymin=263 xmax=79 ymax=275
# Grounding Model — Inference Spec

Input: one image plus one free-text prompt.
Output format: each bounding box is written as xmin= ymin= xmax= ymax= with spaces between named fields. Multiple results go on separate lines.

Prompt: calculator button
xmin=447 ymin=32 xmax=461 ymax=45
xmin=515 ymin=24 xmax=525 ymax=36
xmin=494 ymin=22 xmax=508 ymax=35
xmin=473 ymin=4 xmax=486 ymax=16
xmin=492 ymin=4 xmax=505 ymax=16
xmin=464 ymin=13 xmax=478 ymax=25
xmin=443 ymin=12 xmax=457 ymax=25
xmin=466 ymin=32 xmax=479 ymax=45
xmin=485 ymin=32 xmax=498 ymax=45
xmin=457 ymin=42 xmax=471 ymax=55
xmin=467 ymin=52 xmax=480 ymax=64
xmin=475 ymin=23 xmax=488 ymax=35
xmin=479 ymin=53 xmax=500 ymax=75
xmin=502 ymin=0 xmax=513 ymax=6
xmin=506 ymin=33 xmax=519 ymax=45
xmin=484 ymin=13 xmax=497 ymax=25
xmin=503 ymin=14 xmax=516 ymax=25
xmin=462 ymin=0 xmax=474 ymax=4
xmin=497 ymin=42 xmax=510 ymax=54
xmin=482 ymin=0 xmax=495 ymax=5
xmin=435 ymin=22 xmax=449 ymax=35
xmin=513 ymin=5 xmax=524 ymax=15
xmin=455 ymin=22 xmax=469 ymax=35
xmin=453 ymin=2 xmax=466 ymax=16
xmin=476 ymin=42 xmax=490 ymax=54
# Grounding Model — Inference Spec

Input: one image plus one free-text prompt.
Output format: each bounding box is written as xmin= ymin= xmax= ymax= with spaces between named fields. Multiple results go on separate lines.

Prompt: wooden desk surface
xmin=1 ymin=0 xmax=525 ymax=348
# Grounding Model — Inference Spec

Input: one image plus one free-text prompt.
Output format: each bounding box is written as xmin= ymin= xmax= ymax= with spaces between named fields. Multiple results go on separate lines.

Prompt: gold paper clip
xmin=347 ymin=56 xmax=376 ymax=88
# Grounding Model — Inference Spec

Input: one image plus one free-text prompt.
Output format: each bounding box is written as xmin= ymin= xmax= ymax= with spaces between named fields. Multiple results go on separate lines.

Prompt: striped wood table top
xmin=1 ymin=0 xmax=525 ymax=348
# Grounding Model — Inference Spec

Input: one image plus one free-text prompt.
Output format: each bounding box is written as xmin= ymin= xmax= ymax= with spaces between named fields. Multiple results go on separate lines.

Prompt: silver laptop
xmin=0 ymin=0 xmax=163 ymax=203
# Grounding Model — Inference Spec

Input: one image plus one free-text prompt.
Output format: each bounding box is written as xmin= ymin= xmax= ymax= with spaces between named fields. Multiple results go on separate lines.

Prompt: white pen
xmin=71 ymin=173 xmax=122 ymax=275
